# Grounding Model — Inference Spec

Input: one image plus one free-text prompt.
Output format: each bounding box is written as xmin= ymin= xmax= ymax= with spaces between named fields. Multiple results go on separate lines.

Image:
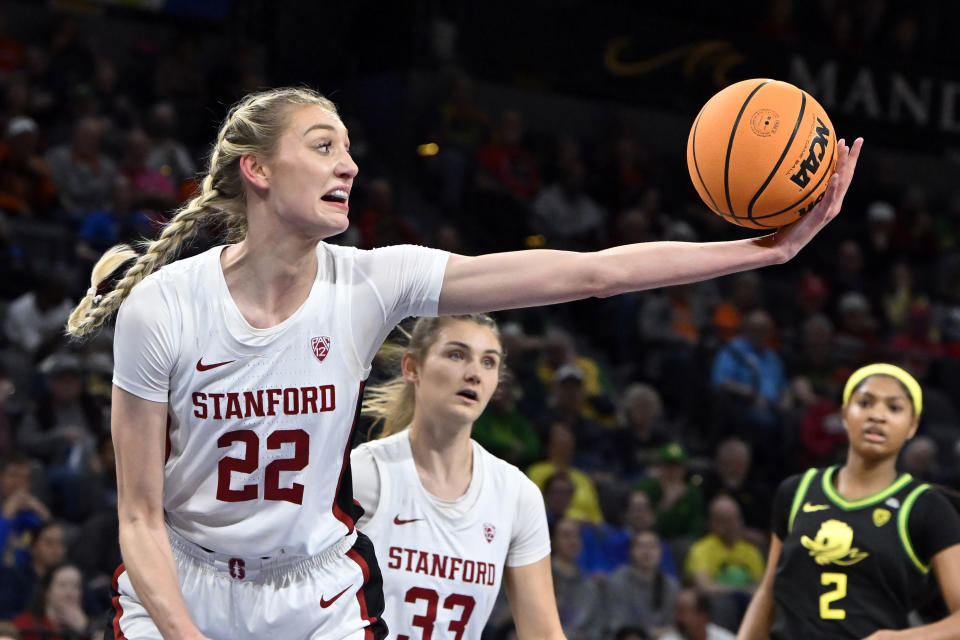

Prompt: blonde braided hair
xmin=66 ymin=87 xmax=339 ymax=338
xmin=363 ymin=315 xmax=502 ymax=439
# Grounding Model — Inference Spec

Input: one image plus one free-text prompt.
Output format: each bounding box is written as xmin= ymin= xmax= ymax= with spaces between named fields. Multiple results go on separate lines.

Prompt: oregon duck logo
xmin=801 ymin=519 xmax=869 ymax=566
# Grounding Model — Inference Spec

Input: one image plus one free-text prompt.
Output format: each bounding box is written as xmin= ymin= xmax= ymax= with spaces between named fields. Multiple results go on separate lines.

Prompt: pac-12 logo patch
xmin=311 ymin=336 xmax=331 ymax=362
xmin=483 ymin=522 xmax=496 ymax=543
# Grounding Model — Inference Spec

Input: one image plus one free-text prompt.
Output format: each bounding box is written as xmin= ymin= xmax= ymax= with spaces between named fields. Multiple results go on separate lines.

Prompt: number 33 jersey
xmin=770 ymin=465 xmax=960 ymax=640
xmin=112 ymin=243 xmax=448 ymax=558
xmin=352 ymin=431 xmax=550 ymax=640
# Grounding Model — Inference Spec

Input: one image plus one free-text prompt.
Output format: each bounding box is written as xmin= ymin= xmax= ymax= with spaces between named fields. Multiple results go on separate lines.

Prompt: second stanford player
xmin=352 ymin=315 xmax=564 ymax=639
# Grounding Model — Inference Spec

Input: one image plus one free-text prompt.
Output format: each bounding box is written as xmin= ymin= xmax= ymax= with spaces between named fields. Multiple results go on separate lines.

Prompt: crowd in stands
xmin=0 ymin=1 xmax=959 ymax=639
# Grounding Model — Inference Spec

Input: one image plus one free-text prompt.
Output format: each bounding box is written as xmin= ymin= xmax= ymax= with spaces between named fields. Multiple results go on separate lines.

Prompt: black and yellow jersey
xmin=770 ymin=466 xmax=960 ymax=640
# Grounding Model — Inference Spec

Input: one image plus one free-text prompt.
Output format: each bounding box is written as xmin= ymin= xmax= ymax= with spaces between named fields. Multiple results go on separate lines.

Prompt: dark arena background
xmin=1 ymin=0 xmax=959 ymax=638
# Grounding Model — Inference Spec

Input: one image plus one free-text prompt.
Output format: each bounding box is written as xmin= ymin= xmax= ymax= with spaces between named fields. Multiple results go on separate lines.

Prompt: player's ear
xmin=400 ymin=353 xmax=419 ymax=383
xmin=239 ymin=153 xmax=270 ymax=190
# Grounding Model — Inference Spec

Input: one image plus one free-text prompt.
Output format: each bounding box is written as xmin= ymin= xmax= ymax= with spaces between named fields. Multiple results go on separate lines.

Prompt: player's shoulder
xmin=776 ymin=467 xmax=822 ymax=495
xmin=357 ymin=430 xmax=413 ymax=461
xmin=136 ymin=245 xmax=223 ymax=293
xmin=472 ymin=440 xmax=537 ymax=490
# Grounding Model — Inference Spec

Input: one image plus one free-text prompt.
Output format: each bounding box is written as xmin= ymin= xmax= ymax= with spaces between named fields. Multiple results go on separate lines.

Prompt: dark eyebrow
xmin=444 ymin=341 xmax=502 ymax=357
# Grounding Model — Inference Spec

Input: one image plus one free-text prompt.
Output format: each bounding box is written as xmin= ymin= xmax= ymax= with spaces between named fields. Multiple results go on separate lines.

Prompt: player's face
xmin=843 ymin=375 xmax=918 ymax=460
xmin=263 ymin=104 xmax=358 ymax=239
xmin=412 ymin=321 xmax=502 ymax=426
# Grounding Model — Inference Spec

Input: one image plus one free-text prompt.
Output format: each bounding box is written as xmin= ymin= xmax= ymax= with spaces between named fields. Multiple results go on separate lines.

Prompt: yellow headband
xmin=842 ymin=363 xmax=922 ymax=417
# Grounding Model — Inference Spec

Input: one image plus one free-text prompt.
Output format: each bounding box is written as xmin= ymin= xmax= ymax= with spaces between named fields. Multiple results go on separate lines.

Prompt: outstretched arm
xmin=439 ymin=138 xmax=862 ymax=315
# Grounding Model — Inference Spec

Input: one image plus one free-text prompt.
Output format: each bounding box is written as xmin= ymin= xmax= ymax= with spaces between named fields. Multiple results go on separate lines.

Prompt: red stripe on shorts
xmin=112 ymin=563 xmax=129 ymax=640
xmin=347 ymin=547 xmax=377 ymax=640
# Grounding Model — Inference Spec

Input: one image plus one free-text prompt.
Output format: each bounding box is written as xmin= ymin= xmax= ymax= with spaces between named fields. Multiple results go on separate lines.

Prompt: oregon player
xmin=737 ymin=364 xmax=960 ymax=640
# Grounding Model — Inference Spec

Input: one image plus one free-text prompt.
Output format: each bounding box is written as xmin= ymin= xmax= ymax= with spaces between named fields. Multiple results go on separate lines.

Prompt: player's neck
xmin=408 ymin=419 xmax=474 ymax=500
xmin=220 ymin=239 xmax=318 ymax=328
xmin=835 ymin=457 xmax=899 ymax=501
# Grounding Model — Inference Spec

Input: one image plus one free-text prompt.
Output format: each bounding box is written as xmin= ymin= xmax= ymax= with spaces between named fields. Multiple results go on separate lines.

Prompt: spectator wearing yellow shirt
xmin=684 ymin=495 xmax=764 ymax=632
xmin=528 ymin=422 xmax=604 ymax=524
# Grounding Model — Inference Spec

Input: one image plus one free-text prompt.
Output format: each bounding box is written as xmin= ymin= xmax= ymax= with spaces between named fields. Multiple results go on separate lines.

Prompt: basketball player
xmin=352 ymin=314 xmax=561 ymax=640
xmin=737 ymin=364 xmax=960 ymax=640
xmin=64 ymin=87 xmax=861 ymax=639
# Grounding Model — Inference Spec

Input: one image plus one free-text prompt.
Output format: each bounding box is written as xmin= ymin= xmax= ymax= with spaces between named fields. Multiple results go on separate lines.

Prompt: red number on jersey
xmin=216 ymin=430 xmax=258 ymax=502
xmin=264 ymin=429 xmax=309 ymax=504
xmin=397 ymin=587 xmax=476 ymax=640
xmin=216 ymin=429 xmax=310 ymax=504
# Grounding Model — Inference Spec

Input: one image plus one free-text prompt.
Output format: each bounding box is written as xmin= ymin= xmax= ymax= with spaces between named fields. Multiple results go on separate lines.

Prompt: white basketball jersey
xmin=358 ymin=432 xmax=526 ymax=640
xmin=113 ymin=243 xmax=447 ymax=558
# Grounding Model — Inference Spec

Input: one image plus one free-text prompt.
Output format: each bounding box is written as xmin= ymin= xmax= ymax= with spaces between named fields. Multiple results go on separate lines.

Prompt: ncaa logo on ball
xmin=749 ymin=109 xmax=779 ymax=137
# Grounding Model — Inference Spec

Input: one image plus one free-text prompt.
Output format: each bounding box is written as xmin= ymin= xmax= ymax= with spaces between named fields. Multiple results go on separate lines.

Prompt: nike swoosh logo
xmin=320 ymin=586 xmax=350 ymax=608
xmin=196 ymin=358 xmax=235 ymax=372
xmin=394 ymin=515 xmax=423 ymax=525
xmin=803 ymin=503 xmax=830 ymax=512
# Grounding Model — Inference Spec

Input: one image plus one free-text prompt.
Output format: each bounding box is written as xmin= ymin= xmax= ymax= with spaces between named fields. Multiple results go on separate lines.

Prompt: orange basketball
xmin=686 ymin=78 xmax=837 ymax=229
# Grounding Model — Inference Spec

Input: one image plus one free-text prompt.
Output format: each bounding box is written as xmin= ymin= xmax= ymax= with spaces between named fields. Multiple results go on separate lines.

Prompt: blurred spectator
xmin=710 ymin=272 xmax=762 ymax=344
xmin=45 ymin=117 xmax=116 ymax=220
xmin=578 ymin=489 xmax=678 ymax=578
xmin=634 ymin=443 xmax=704 ymax=542
xmin=862 ymin=200 xmax=898 ymax=277
xmin=0 ymin=455 xmax=49 ymax=568
xmin=881 ymin=262 xmax=917 ymax=332
xmin=885 ymin=299 xmax=941 ymax=380
xmin=3 ymin=271 xmax=74 ymax=359
xmin=354 ymin=177 xmax=421 ymax=249
xmin=145 ymin=101 xmax=197 ymax=191
xmin=603 ymin=530 xmax=679 ymax=637
xmin=542 ymin=471 xmax=576 ymax=528
xmin=784 ymin=313 xmax=842 ymax=402
xmin=17 ymin=352 xmax=105 ymax=522
xmin=12 ymin=563 xmax=89 ymax=640
xmin=659 ymin=587 xmax=735 ymax=640
xmin=710 ymin=310 xmax=788 ymax=450
xmin=475 ymin=108 xmax=541 ymax=202
xmin=531 ymin=152 xmax=607 ymax=251
xmin=900 ymin=435 xmax=942 ymax=484
xmin=0 ymin=116 xmax=56 ymax=219
xmin=699 ymin=439 xmax=771 ymax=547
xmin=612 ymin=383 xmax=672 ymax=477
xmin=0 ymin=365 xmax=14 ymax=456
xmin=76 ymin=174 xmax=156 ymax=261
xmin=117 ymin=127 xmax=177 ymax=215
xmin=684 ymin=496 xmax=764 ymax=594
xmin=536 ymin=365 xmax=609 ymax=468
xmin=795 ymin=392 xmax=847 ymax=469
xmin=470 ymin=369 xmax=540 ymax=468
xmin=0 ymin=9 xmax=24 ymax=77
xmin=551 ymin=517 xmax=603 ymax=640
xmin=828 ymin=240 xmax=873 ymax=313
xmin=528 ymin=423 xmax=604 ymax=524
xmin=0 ymin=521 xmax=66 ymax=619
xmin=833 ymin=291 xmax=879 ymax=366
xmin=535 ymin=326 xmax=614 ymax=424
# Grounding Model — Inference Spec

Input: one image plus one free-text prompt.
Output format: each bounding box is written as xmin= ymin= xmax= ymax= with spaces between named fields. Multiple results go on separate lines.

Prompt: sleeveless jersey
xmin=356 ymin=432 xmax=542 ymax=640
xmin=771 ymin=466 xmax=936 ymax=639
xmin=112 ymin=243 xmax=447 ymax=558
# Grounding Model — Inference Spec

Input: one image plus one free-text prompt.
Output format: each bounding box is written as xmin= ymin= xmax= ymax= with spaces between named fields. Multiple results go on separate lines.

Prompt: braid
xmin=66 ymin=181 xmax=219 ymax=338
xmin=66 ymin=86 xmax=340 ymax=339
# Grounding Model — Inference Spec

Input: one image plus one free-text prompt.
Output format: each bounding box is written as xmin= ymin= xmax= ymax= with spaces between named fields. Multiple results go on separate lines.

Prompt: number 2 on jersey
xmin=216 ymin=429 xmax=309 ymax=504
xmin=820 ymin=572 xmax=847 ymax=620
xmin=398 ymin=587 xmax=476 ymax=640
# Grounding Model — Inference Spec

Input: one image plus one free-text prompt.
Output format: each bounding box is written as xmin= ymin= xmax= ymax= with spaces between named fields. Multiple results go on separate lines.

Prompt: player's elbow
xmin=579 ymin=257 xmax=624 ymax=299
